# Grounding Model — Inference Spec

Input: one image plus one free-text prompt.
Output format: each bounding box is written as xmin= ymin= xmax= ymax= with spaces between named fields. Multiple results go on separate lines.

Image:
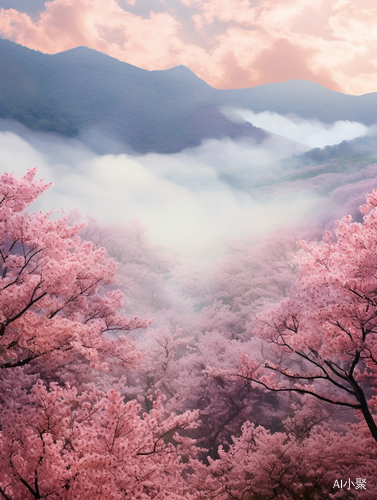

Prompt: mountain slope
xmin=1 ymin=38 xmax=377 ymax=154
xmin=221 ymin=79 xmax=377 ymax=125
xmin=0 ymin=39 xmax=266 ymax=153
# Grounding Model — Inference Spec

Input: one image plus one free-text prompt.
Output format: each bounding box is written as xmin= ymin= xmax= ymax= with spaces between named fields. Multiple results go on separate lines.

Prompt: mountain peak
xmin=150 ymin=64 xmax=213 ymax=90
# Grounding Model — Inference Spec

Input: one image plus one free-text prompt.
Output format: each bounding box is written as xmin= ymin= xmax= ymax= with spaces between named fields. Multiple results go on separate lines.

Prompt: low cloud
xmin=231 ymin=109 xmax=368 ymax=148
xmin=0 ymin=124 xmax=315 ymax=255
xmin=1 ymin=120 xmax=377 ymax=256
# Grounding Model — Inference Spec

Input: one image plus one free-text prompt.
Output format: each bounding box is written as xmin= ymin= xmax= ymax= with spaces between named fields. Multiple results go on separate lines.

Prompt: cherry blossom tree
xmin=211 ymin=228 xmax=301 ymax=334
xmin=0 ymin=170 xmax=200 ymax=499
xmin=235 ymin=189 xmax=377 ymax=442
xmin=0 ymin=169 xmax=150 ymax=375
xmin=79 ymin=216 xmax=176 ymax=316
xmin=194 ymin=408 xmax=377 ymax=500
xmin=0 ymin=375 xmax=198 ymax=499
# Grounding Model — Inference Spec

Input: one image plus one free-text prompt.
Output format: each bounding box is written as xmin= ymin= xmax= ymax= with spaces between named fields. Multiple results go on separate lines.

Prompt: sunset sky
xmin=0 ymin=0 xmax=376 ymax=95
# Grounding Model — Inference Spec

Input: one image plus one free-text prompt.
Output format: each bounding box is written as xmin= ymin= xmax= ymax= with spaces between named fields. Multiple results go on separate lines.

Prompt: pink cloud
xmin=0 ymin=0 xmax=208 ymax=68
xmin=0 ymin=0 xmax=376 ymax=94
xmin=217 ymin=38 xmax=342 ymax=91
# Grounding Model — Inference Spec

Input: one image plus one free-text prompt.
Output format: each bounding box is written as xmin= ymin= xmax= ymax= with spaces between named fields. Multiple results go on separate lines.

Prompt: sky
xmin=0 ymin=0 xmax=376 ymax=95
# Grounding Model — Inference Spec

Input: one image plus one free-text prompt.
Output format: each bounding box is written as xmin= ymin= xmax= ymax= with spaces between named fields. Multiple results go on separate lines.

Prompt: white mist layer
xmin=2 ymin=117 xmax=377 ymax=256
xmin=228 ymin=109 xmax=368 ymax=148
xmin=0 ymin=129 xmax=316 ymax=255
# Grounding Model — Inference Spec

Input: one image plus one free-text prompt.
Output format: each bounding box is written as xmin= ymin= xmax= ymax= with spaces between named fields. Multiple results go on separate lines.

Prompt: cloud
xmin=1 ymin=116 xmax=377 ymax=258
xmin=231 ymin=109 xmax=368 ymax=148
xmin=0 ymin=0 xmax=377 ymax=94
xmin=0 ymin=124 xmax=317 ymax=255
xmin=0 ymin=0 xmax=209 ymax=71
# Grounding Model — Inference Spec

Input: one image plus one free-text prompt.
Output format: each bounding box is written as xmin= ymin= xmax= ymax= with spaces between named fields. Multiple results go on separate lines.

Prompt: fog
xmin=0 ymin=124 xmax=314 ymax=255
xmin=226 ymin=108 xmax=368 ymax=148
xmin=1 ymin=117 xmax=377 ymax=255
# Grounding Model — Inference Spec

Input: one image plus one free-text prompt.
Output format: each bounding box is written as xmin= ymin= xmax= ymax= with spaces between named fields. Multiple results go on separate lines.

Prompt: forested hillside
xmin=1 ymin=169 xmax=376 ymax=498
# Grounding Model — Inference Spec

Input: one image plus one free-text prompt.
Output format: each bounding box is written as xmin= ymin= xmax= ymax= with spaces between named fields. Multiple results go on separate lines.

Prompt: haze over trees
xmin=1 ymin=166 xmax=377 ymax=499
xmin=0 ymin=169 xmax=199 ymax=498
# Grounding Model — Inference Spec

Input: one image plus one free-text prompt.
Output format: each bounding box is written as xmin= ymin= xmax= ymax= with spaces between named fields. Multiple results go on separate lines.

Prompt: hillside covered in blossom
xmin=1 ymin=156 xmax=377 ymax=498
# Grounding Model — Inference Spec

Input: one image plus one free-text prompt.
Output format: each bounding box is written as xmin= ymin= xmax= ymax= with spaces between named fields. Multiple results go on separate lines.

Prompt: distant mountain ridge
xmin=1 ymin=38 xmax=377 ymax=154
xmin=222 ymin=80 xmax=377 ymax=125
xmin=0 ymin=39 xmax=267 ymax=153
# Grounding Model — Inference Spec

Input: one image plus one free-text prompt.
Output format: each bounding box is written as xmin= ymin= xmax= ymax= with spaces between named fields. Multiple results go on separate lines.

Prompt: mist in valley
xmin=1 ymin=113 xmax=376 ymax=254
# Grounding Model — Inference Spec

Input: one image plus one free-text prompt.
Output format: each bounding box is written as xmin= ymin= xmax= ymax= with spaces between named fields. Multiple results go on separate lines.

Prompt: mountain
xmin=0 ymin=38 xmax=266 ymax=153
xmin=222 ymin=80 xmax=377 ymax=125
xmin=1 ymin=38 xmax=377 ymax=154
